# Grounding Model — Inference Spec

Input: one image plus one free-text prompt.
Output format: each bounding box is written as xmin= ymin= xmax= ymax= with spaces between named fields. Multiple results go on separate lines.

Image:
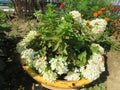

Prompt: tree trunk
xmin=11 ymin=0 xmax=25 ymax=18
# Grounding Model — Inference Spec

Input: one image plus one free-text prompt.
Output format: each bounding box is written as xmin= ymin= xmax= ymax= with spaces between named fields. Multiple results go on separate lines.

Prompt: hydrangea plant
xmin=17 ymin=4 xmax=106 ymax=82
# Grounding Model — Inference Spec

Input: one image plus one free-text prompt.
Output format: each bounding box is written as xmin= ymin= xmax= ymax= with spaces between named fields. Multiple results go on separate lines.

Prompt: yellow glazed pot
xmin=21 ymin=59 xmax=91 ymax=90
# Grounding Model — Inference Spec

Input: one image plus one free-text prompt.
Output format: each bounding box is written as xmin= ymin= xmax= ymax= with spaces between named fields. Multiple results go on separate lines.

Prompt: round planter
xmin=20 ymin=59 xmax=91 ymax=90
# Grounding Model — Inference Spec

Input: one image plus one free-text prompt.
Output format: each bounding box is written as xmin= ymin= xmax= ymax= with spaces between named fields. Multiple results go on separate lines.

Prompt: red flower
xmin=115 ymin=6 xmax=119 ymax=10
xmin=59 ymin=3 xmax=65 ymax=9
xmin=109 ymin=7 xmax=115 ymax=12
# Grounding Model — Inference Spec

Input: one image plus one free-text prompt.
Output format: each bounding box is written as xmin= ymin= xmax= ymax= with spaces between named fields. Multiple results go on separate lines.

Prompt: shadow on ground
xmin=0 ymin=29 xmax=43 ymax=90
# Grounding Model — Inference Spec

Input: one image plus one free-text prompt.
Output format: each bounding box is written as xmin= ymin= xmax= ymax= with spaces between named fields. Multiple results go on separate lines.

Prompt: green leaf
xmin=78 ymin=51 xmax=87 ymax=65
xmin=90 ymin=45 xmax=99 ymax=54
xmin=74 ymin=51 xmax=87 ymax=67
xmin=39 ymin=46 xmax=47 ymax=57
xmin=41 ymin=32 xmax=60 ymax=41
xmin=48 ymin=42 xmax=52 ymax=48
xmin=52 ymin=39 xmax=62 ymax=51
xmin=58 ymin=42 xmax=68 ymax=55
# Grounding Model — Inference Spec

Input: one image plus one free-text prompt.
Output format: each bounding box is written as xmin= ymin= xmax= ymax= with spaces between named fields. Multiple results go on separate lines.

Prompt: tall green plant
xmin=33 ymin=4 xmax=93 ymax=66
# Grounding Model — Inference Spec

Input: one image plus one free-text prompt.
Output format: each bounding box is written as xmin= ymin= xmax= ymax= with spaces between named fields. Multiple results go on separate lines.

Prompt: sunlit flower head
xmin=43 ymin=70 xmax=57 ymax=82
xmin=69 ymin=10 xmax=82 ymax=23
xmin=89 ymin=18 xmax=107 ymax=35
xmin=49 ymin=56 xmax=68 ymax=75
xmin=64 ymin=71 xmax=80 ymax=81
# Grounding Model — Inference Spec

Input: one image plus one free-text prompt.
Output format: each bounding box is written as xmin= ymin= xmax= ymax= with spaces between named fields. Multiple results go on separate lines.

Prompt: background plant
xmin=0 ymin=10 xmax=7 ymax=25
xmin=63 ymin=0 xmax=112 ymax=19
xmin=0 ymin=10 xmax=10 ymax=57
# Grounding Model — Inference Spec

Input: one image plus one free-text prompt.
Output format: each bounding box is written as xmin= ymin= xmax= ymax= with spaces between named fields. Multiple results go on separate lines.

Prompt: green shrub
xmin=63 ymin=0 xmax=112 ymax=19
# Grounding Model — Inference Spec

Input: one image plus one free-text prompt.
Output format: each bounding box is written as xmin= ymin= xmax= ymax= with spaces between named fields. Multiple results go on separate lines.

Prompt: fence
xmin=10 ymin=0 xmax=63 ymax=18
xmin=112 ymin=0 xmax=120 ymax=15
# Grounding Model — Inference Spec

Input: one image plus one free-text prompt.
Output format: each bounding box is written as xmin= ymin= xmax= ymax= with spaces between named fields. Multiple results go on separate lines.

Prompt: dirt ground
xmin=0 ymin=19 xmax=120 ymax=90
xmin=104 ymin=51 xmax=120 ymax=90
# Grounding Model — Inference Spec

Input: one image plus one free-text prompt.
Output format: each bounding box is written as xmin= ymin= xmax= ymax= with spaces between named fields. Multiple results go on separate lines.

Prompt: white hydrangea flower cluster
xmin=91 ymin=43 xmax=104 ymax=54
xmin=16 ymin=31 xmax=37 ymax=53
xmin=88 ymin=53 xmax=105 ymax=72
xmin=21 ymin=49 xmax=36 ymax=65
xmin=64 ymin=68 xmax=80 ymax=81
xmin=69 ymin=10 xmax=83 ymax=24
xmin=89 ymin=18 xmax=107 ymax=35
xmin=43 ymin=70 xmax=57 ymax=82
xmin=49 ymin=56 xmax=68 ymax=75
xmin=33 ymin=57 xmax=47 ymax=74
xmin=80 ymin=53 xmax=105 ymax=81
xmin=64 ymin=71 xmax=80 ymax=81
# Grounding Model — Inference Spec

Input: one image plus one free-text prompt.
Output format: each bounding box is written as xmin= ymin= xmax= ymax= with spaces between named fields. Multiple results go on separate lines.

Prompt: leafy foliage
xmin=0 ymin=10 xmax=9 ymax=57
xmin=32 ymin=4 xmax=98 ymax=67
xmin=63 ymin=0 xmax=112 ymax=19
xmin=0 ymin=10 xmax=7 ymax=24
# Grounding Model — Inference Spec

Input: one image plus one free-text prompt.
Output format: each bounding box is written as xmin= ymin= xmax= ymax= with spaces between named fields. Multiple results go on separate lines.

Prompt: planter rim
xmin=21 ymin=59 xmax=91 ymax=89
